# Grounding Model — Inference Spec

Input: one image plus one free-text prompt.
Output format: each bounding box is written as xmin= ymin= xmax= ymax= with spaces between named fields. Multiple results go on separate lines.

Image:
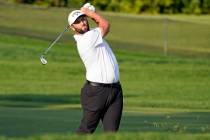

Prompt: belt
xmin=86 ymin=80 xmax=120 ymax=87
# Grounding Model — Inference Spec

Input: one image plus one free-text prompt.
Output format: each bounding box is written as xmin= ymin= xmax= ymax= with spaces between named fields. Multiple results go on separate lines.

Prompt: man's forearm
xmin=80 ymin=7 xmax=110 ymax=37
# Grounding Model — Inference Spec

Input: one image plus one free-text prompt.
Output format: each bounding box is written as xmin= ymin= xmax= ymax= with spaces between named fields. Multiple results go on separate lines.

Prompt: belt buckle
xmin=90 ymin=82 xmax=99 ymax=86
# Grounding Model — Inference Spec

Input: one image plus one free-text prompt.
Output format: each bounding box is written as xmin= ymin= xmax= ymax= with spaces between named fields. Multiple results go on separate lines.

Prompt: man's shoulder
xmin=86 ymin=27 xmax=101 ymax=36
xmin=76 ymin=28 xmax=101 ymax=40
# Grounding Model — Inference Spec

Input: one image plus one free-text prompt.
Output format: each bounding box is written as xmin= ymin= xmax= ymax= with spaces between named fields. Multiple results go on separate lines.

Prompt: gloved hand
xmin=83 ymin=3 xmax=95 ymax=12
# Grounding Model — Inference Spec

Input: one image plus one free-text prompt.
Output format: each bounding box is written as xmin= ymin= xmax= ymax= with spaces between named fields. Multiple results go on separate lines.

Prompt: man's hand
xmin=80 ymin=7 xmax=94 ymax=17
xmin=83 ymin=3 xmax=95 ymax=12
xmin=80 ymin=7 xmax=110 ymax=37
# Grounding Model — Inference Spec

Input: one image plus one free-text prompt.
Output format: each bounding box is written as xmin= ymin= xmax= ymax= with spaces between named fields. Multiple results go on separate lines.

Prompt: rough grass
xmin=1 ymin=133 xmax=210 ymax=140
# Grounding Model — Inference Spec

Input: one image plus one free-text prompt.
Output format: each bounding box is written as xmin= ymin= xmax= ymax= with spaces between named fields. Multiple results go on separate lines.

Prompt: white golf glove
xmin=83 ymin=3 xmax=95 ymax=12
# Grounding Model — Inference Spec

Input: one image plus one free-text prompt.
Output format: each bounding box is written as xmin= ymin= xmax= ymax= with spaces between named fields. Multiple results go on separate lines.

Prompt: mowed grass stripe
xmin=0 ymin=33 xmax=210 ymax=109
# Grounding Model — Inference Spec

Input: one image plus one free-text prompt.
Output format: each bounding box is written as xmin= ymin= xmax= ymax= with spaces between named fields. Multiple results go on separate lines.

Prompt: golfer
xmin=68 ymin=5 xmax=123 ymax=134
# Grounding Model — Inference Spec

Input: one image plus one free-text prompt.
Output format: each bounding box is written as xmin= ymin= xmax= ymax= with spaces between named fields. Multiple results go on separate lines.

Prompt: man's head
xmin=68 ymin=10 xmax=89 ymax=34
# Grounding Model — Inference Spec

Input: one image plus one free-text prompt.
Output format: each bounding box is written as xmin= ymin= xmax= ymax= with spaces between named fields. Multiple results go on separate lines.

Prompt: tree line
xmin=11 ymin=0 xmax=210 ymax=14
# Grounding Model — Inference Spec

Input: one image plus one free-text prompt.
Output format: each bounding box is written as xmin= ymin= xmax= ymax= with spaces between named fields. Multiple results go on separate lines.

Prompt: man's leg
xmin=76 ymin=82 xmax=106 ymax=134
xmin=76 ymin=109 xmax=101 ymax=134
xmin=102 ymin=86 xmax=123 ymax=132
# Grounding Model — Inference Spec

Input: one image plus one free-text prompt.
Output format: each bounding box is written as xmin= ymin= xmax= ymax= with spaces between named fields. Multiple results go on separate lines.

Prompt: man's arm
xmin=80 ymin=7 xmax=110 ymax=37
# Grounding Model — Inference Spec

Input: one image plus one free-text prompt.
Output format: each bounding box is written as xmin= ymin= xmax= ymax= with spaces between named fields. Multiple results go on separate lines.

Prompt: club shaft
xmin=43 ymin=26 xmax=69 ymax=55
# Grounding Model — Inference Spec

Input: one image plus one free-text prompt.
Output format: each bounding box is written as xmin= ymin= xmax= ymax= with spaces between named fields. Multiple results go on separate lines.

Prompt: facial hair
xmin=75 ymin=25 xmax=90 ymax=34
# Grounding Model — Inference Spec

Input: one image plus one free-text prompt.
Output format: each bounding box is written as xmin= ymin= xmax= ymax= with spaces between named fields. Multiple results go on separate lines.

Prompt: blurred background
xmin=5 ymin=0 xmax=210 ymax=14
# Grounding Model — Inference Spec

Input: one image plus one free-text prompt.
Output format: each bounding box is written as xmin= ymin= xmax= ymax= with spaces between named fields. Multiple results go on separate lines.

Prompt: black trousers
xmin=76 ymin=81 xmax=123 ymax=134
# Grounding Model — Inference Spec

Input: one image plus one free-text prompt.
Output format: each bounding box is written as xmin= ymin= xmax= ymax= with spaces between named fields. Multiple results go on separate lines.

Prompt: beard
xmin=74 ymin=24 xmax=90 ymax=34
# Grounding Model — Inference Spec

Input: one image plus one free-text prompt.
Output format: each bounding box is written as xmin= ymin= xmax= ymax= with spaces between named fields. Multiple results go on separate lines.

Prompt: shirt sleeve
xmin=83 ymin=27 xmax=103 ymax=48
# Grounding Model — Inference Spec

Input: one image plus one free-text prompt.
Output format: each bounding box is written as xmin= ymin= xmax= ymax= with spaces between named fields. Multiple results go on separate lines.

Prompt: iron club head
xmin=40 ymin=55 xmax=47 ymax=65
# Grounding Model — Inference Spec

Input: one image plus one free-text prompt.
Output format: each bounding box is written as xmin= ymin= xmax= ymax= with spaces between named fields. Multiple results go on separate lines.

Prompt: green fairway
xmin=0 ymin=2 xmax=210 ymax=140
xmin=0 ymin=106 xmax=210 ymax=138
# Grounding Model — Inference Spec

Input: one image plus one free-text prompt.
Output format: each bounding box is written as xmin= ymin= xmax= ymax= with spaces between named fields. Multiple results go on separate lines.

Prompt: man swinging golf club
xmin=68 ymin=3 xmax=123 ymax=134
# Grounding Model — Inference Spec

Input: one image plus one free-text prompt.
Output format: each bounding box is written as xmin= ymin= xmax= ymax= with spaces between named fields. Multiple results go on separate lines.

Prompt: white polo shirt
xmin=74 ymin=27 xmax=119 ymax=84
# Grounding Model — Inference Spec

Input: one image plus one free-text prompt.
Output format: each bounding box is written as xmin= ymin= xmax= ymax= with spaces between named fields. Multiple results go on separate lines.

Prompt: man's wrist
xmin=81 ymin=8 xmax=98 ymax=22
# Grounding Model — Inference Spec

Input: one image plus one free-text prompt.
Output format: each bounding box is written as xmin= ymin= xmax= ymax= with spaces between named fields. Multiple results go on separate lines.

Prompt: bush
xmin=6 ymin=0 xmax=210 ymax=14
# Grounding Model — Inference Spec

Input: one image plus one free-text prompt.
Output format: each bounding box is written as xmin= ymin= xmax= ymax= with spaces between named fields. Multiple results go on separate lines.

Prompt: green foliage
xmin=6 ymin=0 xmax=210 ymax=14
xmin=9 ymin=0 xmax=69 ymax=7
xmin=106 ymin=0 xmax=119 ymax=12
xmin=182 ymin=0 xmax=201 ymax=14
xmin=202 ymin=0 xmax=210 ymax=14
xmin=158 ymin=0 xmax=174 ymax=13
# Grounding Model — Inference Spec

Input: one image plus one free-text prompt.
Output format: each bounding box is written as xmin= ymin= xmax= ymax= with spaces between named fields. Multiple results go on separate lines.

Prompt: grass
xmin=0 ymin=2 xmax=210 ymax=140
xmin=0 ymin=106 xmax=210 ymax=137
xmin=1 ymin=133 xmax=210 ymax=140
xmin=0 ymin=33 xmax=209 ymax=109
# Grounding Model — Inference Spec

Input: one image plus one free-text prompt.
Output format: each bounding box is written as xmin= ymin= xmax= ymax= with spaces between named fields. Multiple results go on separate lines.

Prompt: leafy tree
xmin=107 ymin=0 xmax=120 ymax=12
xmin=183 ymin=0 xmax=201 ymax=14
xmin=202 ymin=0 xmax=210 ymax=13
xmin=171 ymin=0 xmax=184 ymax=13
xmin=7 ymin=0 xmax=210 ymax=14
xmin=92 ymin=0 xmax=110 ymax=10
xmin=158 ymin=0 xmax=173 ymax=13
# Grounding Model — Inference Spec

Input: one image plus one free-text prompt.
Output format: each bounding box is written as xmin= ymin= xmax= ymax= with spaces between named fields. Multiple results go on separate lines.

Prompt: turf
xmin=0 ymin=2 xmax=210 ymax=140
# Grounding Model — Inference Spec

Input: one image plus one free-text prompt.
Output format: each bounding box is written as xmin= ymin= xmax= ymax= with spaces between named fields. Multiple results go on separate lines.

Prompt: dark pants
xmin=76 ymin=81 xmax=123 ymax=134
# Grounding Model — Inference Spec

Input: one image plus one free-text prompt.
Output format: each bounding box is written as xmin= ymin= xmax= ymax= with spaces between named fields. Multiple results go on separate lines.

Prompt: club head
xmin=40 ymin=55 xmax=47 ymax=65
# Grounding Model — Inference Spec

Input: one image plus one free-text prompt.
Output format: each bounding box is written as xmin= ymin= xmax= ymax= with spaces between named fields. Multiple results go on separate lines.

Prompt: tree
xmin=9 ymin=0 xmax=210 ymax=14
xmin=158 ymin=0 xmax=173 ymax=14
xmin=182 ymin=0 xmax=201 ymax=14
xmin=202 ymin=0 xmax=210 ymax=13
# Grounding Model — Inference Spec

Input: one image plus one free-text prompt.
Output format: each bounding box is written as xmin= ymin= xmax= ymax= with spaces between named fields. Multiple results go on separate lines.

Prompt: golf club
xmin=40 ymin=25 xmax=69 ymax=65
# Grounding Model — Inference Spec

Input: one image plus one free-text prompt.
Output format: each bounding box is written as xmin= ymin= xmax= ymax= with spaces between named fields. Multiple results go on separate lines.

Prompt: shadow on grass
xmin=0 ymin=93 xmax=139 ymax=108
xmin=0 ymin=93 xmax=80 ymax=108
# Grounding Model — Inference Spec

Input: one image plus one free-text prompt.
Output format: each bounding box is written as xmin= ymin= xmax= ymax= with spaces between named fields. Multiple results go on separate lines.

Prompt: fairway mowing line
xmin=103 ymin=11 xmax=166 ymax=20
xmin=103 ymin=12 xmax=210 ymax=26
xmin=124 ymin=107 xmax=210 ymax=114
xmin=167 ymin=17 xmax=210 ymax=26
xmin=0 ymin=103 xmax=81 ymax=110
xmin=0 ymin=111 xmax=77 ymax=124
xmin=41 ymin=104 xmax=81 ymax=110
